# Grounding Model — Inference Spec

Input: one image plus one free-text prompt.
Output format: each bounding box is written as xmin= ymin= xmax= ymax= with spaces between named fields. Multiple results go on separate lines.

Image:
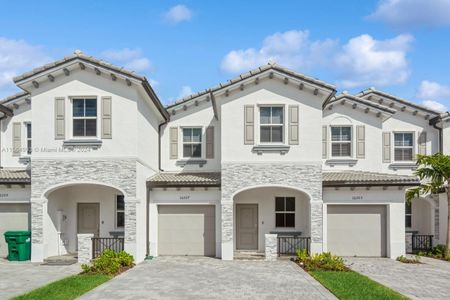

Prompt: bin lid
xmin=4 ymin=231 xmax=31 ymax=237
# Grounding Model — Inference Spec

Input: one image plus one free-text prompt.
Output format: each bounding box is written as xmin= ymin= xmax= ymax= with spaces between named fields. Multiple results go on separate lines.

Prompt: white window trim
xmin=393 ymin=131 xmax=415 ymax=162
xmin=275 ymin=196 xmax=296 ymax=228
xmin=181 ymin=126 xmax=203 ymax=159
xmin=330 ymin=125 xmax=353 ymax=158
xmin=25 ymin=122 xmax=32 ymax=155
xmin=115 ymin=194 xmax=125 ymax=229
xmin=257 ymin=104 xmax=286 ymax=145
xmin=405 ymin=202 xmax=412 ymax=229
xmin=68 ymin=96 xmax=100 ymax=140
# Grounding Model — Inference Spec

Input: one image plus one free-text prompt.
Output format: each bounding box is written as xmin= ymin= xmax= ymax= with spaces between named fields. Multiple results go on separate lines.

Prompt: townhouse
xmin=0 ymin=51 xmax=447 ymax=262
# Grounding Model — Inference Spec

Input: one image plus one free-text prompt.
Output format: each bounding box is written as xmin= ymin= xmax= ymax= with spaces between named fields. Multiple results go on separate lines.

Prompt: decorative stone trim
xmin=175 ymin=159 xmax=207 ymax=167
xmin=252 ymin=144 xmax=290 ymax=155
xmin=325 ymin=159 xmax=357 ymax=167
xmin=63 ymin=139 xmax=102 ymax=149
xmin=77 ymin=233 xmax=94 ymax=264
xmin=125 ymin=198 xmax=138 ymax=243
xmin=389 ymin=163 xmax=418 ymax=171
xmin=265 ymin=234 xmax=278 ymax=261
xmin=405 ymin=232 xmax=413 ymax=254
xmin=30 ymin=198 xmax=46 ymax=244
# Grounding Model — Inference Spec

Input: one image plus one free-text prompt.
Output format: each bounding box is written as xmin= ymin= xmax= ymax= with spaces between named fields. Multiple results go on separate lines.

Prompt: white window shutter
xmin=382 ymin=132 xmax=391 ymax=163
xmin=102 ymin=96 xmax=112 ymax=139
xmin=169 ymin=127 xmax=178 ymax=159
xmin=54 ymin=97 xmax=65 ymax=140
xmin=418 ymin=131 xmax=427 ymax=155
xmin=12 ymin=122 xmax=21 ymax=157
xmin=356 ymin=125 xmax=365 ymax=158
xmin=322 ymin=125 xmax=328 ymax=159
xmin=244 ymin=105 xmax=254 ymax=145
xmin=288 ymin=105 xmax=299 ymax=145
xmin=206 ymin=126 xmax=214 ymax=159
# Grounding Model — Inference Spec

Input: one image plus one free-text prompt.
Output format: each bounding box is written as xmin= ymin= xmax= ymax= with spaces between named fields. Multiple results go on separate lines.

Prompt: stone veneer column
xmin=221 ymin=202 xmax=233 ymax=260
xmin=124 ymin=198 xmax=138 ymax=259
xmin=31 ymin=198 xmax=47 ymax=262
xmin=265 ymin=234 xmax=278 ymax=261
xmin=77 ymin=233 xmax=94 ymax=264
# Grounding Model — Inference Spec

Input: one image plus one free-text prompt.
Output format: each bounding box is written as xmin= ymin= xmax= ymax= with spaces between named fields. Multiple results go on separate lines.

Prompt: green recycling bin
xmin=4 ymin=231 xmax=31 ymax=261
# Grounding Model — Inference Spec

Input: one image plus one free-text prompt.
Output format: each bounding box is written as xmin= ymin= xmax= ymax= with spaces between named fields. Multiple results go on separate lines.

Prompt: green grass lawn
xmin=12 ymin=274 xmax=111 ymax=300
xmin=311 ymin=271 xmax=409 ymax=300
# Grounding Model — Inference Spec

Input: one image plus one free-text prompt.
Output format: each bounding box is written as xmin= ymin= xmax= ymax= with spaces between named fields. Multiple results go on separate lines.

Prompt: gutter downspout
xmin=430 ymin=117 xmax=443 ymax=153
xmin=146 ymin=119 xmax=168 ymax=257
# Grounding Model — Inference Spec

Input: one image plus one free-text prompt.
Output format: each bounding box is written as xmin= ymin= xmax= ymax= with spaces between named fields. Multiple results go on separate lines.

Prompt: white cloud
xmin=368 ymin=0 xmax=450 ymax=28
xmin=221 ymin=30 xmax=337 ymax=73
xmin=164 ymin=5 xmax=192 ymax=24
xmin=334 ymin=34 xmax=413 ymax=88
xmin=101 ymin=48 xmax=152 ymax=72
xmin=221 ymin=30 xmax=413 ymax=89
xmin=0 ymin=37 xmax=51 ymax=96
xmin=178 ymin=85 xmax=193 ymax=98
xmin=416 ymin=80 xmax=450 ymax=112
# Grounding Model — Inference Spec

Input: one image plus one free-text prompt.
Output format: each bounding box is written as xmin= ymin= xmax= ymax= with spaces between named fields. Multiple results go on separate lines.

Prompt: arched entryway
xmin=44 ymin=182 xmax=125 ymax=258
xmin=232 ymin=185 xmax=312 ymax=256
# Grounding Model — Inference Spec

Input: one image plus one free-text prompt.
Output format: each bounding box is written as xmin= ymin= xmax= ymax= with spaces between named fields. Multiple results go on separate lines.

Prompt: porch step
xmin=42 ymin=254 xmax=78 ymax=266
xmin=234 ymin=252 xmax=265 ymax=261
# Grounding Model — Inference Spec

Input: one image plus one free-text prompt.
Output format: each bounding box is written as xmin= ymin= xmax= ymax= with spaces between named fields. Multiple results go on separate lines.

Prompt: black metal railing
xmin=92 ymin=237 xmax=124 ymax=259
xmin=277 ymin=236 xmax=310 ymax=256
xmin=412 ymin=235 xmax=433 ymax=253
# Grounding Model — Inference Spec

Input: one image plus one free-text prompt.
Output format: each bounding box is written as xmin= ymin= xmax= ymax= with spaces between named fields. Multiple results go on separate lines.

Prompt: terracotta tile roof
xmin=323 ymin=171 xmax=419 ymax=186
xmin=148 ymin=172 xmax=221 ymax=187
xmin=329 ymin=94 xmax=396 ymax=114
xmin=0 ymin=169 xmax=31 ymax=183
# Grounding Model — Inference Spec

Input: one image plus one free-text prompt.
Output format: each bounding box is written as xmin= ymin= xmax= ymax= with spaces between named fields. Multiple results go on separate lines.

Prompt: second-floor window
xmin=331 ymin=126 xmax=352 ymax=157
xmin=183 ymin=128 xmax=202 ymax=158
xmin=394 ymin=132 xmax=413 ymax=161
xmin=26 ymin=123 xmax=32 ymax=155
xmin=260 ymin=106 xmax=283 ymax=143
xmin=73 ymin=98 xmax=97 ymax=137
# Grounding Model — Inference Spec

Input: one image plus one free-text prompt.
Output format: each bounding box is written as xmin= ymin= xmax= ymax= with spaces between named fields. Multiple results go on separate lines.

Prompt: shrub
xmin=296 ymin=251 xmax=348 ymax=272
xmin=82 ymin=250 xmax=134 ymax=276
xmin=417 ymin=244 xmax=449 ymax=260
xmin=396 ymin=255 xmax=420 ymax=264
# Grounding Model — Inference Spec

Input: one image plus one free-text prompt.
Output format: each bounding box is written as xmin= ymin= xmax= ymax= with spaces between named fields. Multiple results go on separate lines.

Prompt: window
xmin=73 ymin=98 xmax=97 ymax=137
xmin=26 ymin=123 xmax=32 ymax=155
xmin=394 ymin=133 xmax=414 ymax=161
xmin=116 ymin=195 xmax=124 ymax=228
xmin=405 ymin=202 xmax=412 ymax=228
xmin=183 ymin=128 xmax=202 ymax=158
xmin=275 ymin=197 xmax=295 ymax=227
xmin=331 ymin=126 xmax=352 ymax=157
xmin=260 ymin=106 xmax=283 ymax=143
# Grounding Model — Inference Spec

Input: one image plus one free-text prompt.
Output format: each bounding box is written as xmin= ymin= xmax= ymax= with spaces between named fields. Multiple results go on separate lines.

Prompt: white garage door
xmin=0 ymin=203 xmax=30 ymax=257
xmin=158 ymin=205 xmax=215 ymax=256
xmin=327 ymin=205 xmax=386 ymax=257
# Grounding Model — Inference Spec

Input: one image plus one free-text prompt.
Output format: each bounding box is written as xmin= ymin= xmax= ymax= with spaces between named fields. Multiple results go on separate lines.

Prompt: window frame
xmin=259 ymin=105 xmax=285 ymax=144
xmin=25 ymin=122 xmax=32 ymax=155
xmin=330 ymin=125 xmax=353 ymax=158
xmin=405 ymin=202 xmax=412 ymax=229
xmin=70 ymin=96 xmax=98 ymax=139
xmin=393 ymin=132 xmax=414 ymax=162
xmin=182 ymin=127 xmax=203 ymax=158
xmin=115 ymin=195 xmax=125 ymax=229
xmin=275 ymin=196 xmax=296 ymax=228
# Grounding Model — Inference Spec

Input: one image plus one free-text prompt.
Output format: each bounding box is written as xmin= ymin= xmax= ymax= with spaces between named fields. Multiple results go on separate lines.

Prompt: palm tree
xmin=406 ymin=153 xmax=450 ymax=253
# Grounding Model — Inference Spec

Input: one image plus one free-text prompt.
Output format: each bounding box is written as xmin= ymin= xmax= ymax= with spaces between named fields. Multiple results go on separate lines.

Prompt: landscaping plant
xmin=418 ymin=244 xmax=450 ymax=261
xmin=396 ymin=255 xmax=421 ymax=264
xmin=82 ymin=250 xmax=135 ymax=276
xmin=406 ymin=153 xmax=450 ymax=255
xmin=296 ymin=250 xmax=348 ymax=272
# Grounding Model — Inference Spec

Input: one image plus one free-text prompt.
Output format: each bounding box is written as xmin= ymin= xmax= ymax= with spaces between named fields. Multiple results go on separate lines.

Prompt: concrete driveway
xmin=81 ymin=256 xmax=336 ymax=300
xmin=345 ymin=257 xmax=450 ymax=300
xmin=0 ymin=259 xmax=81 ymax=299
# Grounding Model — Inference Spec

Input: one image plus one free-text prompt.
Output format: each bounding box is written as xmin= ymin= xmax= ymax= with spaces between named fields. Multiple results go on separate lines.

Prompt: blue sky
xmin=1 ymin=0 xmax=450 ymax=111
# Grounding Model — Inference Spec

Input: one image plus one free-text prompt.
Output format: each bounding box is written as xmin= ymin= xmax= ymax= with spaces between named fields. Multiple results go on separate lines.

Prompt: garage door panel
xmin=327 ymin=205 xmax=386 ymax=257
xmin=158 ymin=205 xmax=215 ymax=256
xmin=0 ymin=204 xmax=30 ymax=257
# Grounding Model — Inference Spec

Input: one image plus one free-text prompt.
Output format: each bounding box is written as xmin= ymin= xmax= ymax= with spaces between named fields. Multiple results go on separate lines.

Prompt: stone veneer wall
xmin=221 ymin=162 xmax=323 ymax=257
xmin=31 ymin=159 xmax=137 ymax=245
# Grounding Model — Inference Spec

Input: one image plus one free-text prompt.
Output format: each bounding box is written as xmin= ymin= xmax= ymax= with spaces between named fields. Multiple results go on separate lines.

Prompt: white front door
xmin=236 ymin=204 xmax=258 ymax=250
xmin=77 ymin=203 xmax=100 ymax=236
